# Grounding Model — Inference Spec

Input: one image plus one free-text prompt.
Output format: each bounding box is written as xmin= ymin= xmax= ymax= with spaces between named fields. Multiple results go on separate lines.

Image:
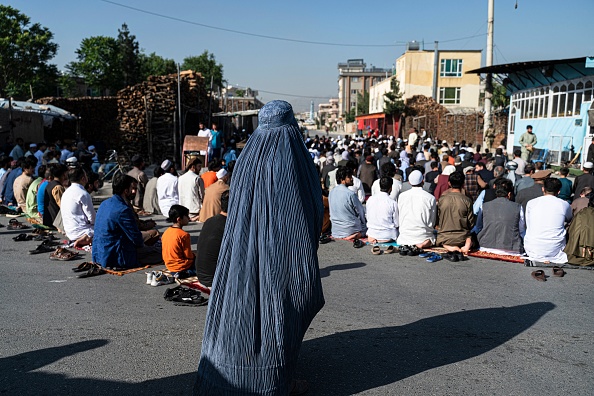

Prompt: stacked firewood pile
xmin=403 ymin=95 xmax=507 ymax=148
xmin=35 ymin=97 xmax=118 ymax=145
xmin=117 ymin=70 xmax=210 ymax=162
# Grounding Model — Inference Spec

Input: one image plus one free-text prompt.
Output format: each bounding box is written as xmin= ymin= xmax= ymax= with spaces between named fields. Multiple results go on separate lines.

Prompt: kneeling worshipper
xmin=93 ymin=175 xmax=163 ymax=268
xmin=524 ymin=178 xmax=573 ymax=264
xmin=564 ymin=193 xmax=594 ymax=266
xmin=436 ymin=171 xmax=476 ymax=254
xmin=366 ymin=176 xmax=398 ymax=243
xmin=61 ymin=168 xmax=96 ymax=248
xmin=328 ymin=166 xmax=367 ymax=240
xmin=194 ymin=100 xmax=325 ymax=395
xmin=396 ymin=170 xmax=437 ymax=249
xmin=477 ymin=178 xmax=525 ymax=255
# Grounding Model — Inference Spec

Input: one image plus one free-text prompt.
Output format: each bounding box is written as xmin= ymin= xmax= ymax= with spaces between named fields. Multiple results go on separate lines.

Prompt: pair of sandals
xmin=29 ymin=240 xmax=61 ymax=255
xmin=531 ymin=266 xmax=566 ymax=282
xmin=371 ymin=245 xmax=396 ymax=255
xmin=72 ymin=262 xmax=105 ymax=278
xmin=49 ymin=247 xmax=79 ymax=261
xmin=13 ymin=233 xmax=34 ymax=242
xmin=399 ymin=245 xmax=423 ymax=256
xmin=419 ymin=251 xmax=443 ymax=262
xmin=443 ymin=252 xmax=468 ymax=262
xmin=7 ymin=219 xmax=28 ymax=230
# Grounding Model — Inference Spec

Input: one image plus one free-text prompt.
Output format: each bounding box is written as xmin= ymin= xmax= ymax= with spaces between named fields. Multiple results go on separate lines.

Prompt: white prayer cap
xmin=160 ymin=159 xmax=172 ymax=170
xmin=30 ymin=143 xmax=37 ymax=148
xmin=442 ymin=165 xmax=457 ymax=176
xmin=408 ymin=170 xmax=423 ymax=186
xmin=584 ymin=161 xmax=594 ymax=169
xmin=216 ymin=168 xmax=228 ymax=179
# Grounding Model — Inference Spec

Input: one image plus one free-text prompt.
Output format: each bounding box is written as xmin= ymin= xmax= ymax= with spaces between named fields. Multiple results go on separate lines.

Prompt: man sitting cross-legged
xmin=397 ymin=170 xmax=437 ymax=249
xmin=476 ymin=178 xmax=525 ymax=255
xmin=61 ymin=167 xmax=96 ymax=248
xmin=524 ymin=178 xmax=572 ymax=265
xmin=366 ymin=176 xmax=398 ymax=243
xmin=328 ymin=166 xmax=367 ymax=240
xmin=93 ymin=175 xmax=163 ymax=268
xmin=436 ymin=171 xmax=476 ymax=254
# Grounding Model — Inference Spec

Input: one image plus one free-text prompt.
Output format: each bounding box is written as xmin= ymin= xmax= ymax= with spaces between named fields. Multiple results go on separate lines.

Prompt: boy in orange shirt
xmin=161 ymin=205 xmax=196 ymax=278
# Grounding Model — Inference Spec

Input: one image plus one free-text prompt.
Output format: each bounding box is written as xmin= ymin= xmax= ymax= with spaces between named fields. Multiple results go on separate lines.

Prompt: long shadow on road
xmin=0 ymin=340 xmax=195 ymax=395
xmin=0 ymin=303 xmax=554 ymax=395
xmin=320 ymin=262 xmax=366 ymax=278
xmin=297 ymin=302 xmax=555 ymax=395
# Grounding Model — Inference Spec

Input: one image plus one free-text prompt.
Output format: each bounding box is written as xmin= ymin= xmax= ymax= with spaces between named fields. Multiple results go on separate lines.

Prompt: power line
xmin=101 ymin=0 xmax=487 ymax=48
xmin=100 ymin=0 xmax=407 ymax=47
xmin=256 ymin=89 xmax=333 ymax=99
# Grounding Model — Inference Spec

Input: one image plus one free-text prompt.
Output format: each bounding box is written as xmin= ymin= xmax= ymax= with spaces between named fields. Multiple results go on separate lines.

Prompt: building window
xmin=351 ymin=89 xmax=358 ymax=95
xmin=350 ymin=102 xmax=356 ymax=108
xmin=440 ymin=59 xmax=463 ymax=77
xmin=439 ymin=87 xmax=461 ymax=104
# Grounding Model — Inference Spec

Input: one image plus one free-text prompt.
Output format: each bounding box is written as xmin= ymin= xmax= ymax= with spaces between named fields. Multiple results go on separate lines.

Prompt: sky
xmin=6 ymin=0 xmax=594 ymax=112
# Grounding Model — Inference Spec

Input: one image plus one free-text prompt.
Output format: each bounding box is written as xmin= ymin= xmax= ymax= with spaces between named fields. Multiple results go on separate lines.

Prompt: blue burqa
xmin=194 ymin=100 xmax=325 ymax=395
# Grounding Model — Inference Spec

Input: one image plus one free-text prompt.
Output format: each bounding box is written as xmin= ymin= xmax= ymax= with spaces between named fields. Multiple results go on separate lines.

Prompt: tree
xmin=234 ymin=89 xmax=245 ymax=97
xmin=492 ymin=81 xmax=509 ymax=109
xmin=0 ymin=5 xmax=59 ymax=98
xmin=117 ymin=23 xmax=140 ymax=87
xmin=383 ymin=77 xmax=406 ymax=136
xmin=58 ymin=72 xmax=80 ymax=98
xmin=357 ymin=91 xmax=369 ymax=116
xmin=139 ymin=52 xmax=176 ymax=80
xmin=383 ymin=77 xmax=405 ymax=115
xmin=67 ymin=36 xmax=121 ymax=95
xmin=181 ymin=51 xmax=224 ymax=90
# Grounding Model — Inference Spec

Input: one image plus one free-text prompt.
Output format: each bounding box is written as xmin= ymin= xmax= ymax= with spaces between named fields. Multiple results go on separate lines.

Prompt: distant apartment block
xmin=219 ymin=85 xmax=264 ymax=112
xmin=337 ymin=59 xmax=390 ymax=116
xmin=318 ymin=98 xmax=339 ymax=127
xmin=394 ymin=49 xmax=482 ymax=110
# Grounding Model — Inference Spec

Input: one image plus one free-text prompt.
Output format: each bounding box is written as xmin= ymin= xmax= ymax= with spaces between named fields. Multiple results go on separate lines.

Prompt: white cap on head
xmin=160 ymin=159 xmax=172 ymax=171
xmin=216 ymin=168 xmax=228 ymax=179
xmin=442 ymin=165 xmax=457 ymax=176
xmin=408 ymin=170 xmax=423 ymax=186
xmin=584 ymin=161 xmax=594 ymax=169
xmin=66 ymin=157 xmax=78 ymax=165
xmin=30 ymin=143 xmax=37 ymax=148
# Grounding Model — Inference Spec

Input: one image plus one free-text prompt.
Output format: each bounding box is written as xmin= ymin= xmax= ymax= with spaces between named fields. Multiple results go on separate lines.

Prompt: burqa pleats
xmin=194 ymin=101 xmax=325 ymax=395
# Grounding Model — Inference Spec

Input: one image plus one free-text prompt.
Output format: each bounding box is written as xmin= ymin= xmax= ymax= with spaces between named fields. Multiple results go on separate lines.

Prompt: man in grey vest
xmin=477 ymin=178 xmax=525 ymax=254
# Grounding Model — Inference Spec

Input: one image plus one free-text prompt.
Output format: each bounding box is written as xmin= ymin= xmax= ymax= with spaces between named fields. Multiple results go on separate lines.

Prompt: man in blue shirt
xmin=92 ymin=175 xmax=162 ymax=268
xmin=1 ymin=158 xmax=23 ymax=205
xmin=328 ymin=166 xmax=367 ymax=239
xmin=210 ymin=122 xmax=223 ymax=159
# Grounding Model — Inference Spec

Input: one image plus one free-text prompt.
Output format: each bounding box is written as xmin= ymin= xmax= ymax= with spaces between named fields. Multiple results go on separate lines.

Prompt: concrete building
xmin=369 ymin=78 xmax=394 ymax=114
xmin=469 ymin=57 xmax=594 ymax=166
xmin=318 ymin=98 xmax=339 ymax=129
xmin=337 ymin=59 xmax=390 ymax=116
xmin=395 ymin=49 xmax=482 ymax=110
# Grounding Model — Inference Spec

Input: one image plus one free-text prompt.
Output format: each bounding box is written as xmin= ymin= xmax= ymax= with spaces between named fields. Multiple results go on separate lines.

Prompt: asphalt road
xmin=0 ymin=216 xmax=592 ymax=395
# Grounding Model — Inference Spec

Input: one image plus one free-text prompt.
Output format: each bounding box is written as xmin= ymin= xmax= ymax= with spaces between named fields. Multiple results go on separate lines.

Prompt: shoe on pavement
xmin=146 ymin=271 xmax=155 ymax=285
xmin=151 ymin=271 xmax=174 ymax=287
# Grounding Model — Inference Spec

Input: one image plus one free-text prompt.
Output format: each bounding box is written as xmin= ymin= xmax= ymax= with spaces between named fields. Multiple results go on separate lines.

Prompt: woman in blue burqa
xmin=194 ymin=100 xmax=325 ymax=395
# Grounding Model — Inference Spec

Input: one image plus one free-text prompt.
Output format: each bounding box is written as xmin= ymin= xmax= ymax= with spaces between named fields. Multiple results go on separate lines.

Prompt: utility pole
xmin=483 ymin=0 xmax=494 ymax=151
xmin=432 ymin=41 xmax=439 ymax=101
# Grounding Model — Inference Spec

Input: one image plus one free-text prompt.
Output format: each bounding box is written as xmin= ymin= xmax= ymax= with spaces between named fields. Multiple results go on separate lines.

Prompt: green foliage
xmin=0 ymin=5 xmax=59 ymax=98
xmin=58 ymin=72 xmax=80 ymax=98
xmin=357 ymin=91 xmax=369 ymax=116
xmin=67 ymin=36 xmax=121 ymax=94
xmin=138 ymin=52 xmax=177 ymax=80
xmin=492 ymin=81 xmax=509 ymax=109
xmin=383 ymin=77 xmax=405 ymax=115
xmin=234 ymin=89 xmax=245 ymax=97
xmin=117 ymin=23 xmax=140 ymax=87
xmin=344 ymin=107 xmax=356 ymax=123
xmin=182 ymin=51 xmax=224 ymax=89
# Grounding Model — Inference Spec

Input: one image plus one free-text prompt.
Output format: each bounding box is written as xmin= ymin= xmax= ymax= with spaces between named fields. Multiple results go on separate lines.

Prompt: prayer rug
xmin=467 ymin=250 xmax=525 ymax=263
xmin=104 ymin=265 xmax=154 ymax=276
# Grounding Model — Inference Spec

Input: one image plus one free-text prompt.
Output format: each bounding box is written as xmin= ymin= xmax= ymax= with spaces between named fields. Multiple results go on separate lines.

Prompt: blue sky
xmin=7 ymin=0 xmax=594 ymax=111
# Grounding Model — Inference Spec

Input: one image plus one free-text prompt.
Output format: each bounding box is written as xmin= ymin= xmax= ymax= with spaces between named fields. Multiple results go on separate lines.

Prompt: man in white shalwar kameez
xmin=397 ymin=170 xmax=437 ymax=248
xmin=366 ymin=177 xmax=399 ymax=242
xmin=524 ymin=178 xmax=572 ymax=264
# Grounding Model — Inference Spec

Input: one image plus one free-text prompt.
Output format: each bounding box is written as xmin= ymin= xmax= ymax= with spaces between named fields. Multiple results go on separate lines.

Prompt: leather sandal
xmin=353 ymin=239 xmax=365 ymax=249
xmin=531 ymin=270 xmax=547 ymax=282
xmin=385 ymin=245 xmax=396 ymax=254
xmin=77 ymin=264 xmax=105 ymax=278
xmin=371 ymin=246 xmax=382 ymax=255
xmin=552 ymin=266 xmax=566 ymax=277
xmin=72 ymin=262 xmax=94 ymax=272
